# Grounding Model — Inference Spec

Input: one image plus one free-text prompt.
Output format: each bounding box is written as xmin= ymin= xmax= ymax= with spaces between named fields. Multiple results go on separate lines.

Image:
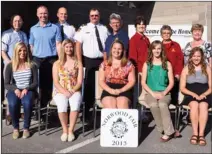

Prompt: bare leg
xmin=58 ymin=112 xmax=68 ymax=134
xmin=68 ymin=111 xmax=79 ymax=133
xmin=189 ymin=101 xmax=199 ymax=144
xmin=116 ymin=96 xmax=130 ymax=109
xmin=198 ymin=102 xmax=208 ymax=145
xmin=101 ymin=96 xmax=117 ymax=108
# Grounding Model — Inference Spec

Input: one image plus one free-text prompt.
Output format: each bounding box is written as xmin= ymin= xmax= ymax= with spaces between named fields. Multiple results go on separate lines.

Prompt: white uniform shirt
xmin=56 ymin=22 xmax=76 ymax=41
xmin=74 ymin=22 xmax=109 ymax=58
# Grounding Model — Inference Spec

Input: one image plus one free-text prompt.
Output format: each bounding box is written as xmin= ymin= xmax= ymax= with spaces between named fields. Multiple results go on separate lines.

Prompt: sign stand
xmin=100 ymin=109 xmax=138 ymax=147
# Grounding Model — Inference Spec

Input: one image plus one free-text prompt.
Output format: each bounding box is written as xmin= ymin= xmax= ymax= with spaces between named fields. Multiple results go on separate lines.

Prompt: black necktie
xmin=95 ymin=25 xmax=103 ymax=52
xmin=61 ymin=25 xmax=64 ymax=41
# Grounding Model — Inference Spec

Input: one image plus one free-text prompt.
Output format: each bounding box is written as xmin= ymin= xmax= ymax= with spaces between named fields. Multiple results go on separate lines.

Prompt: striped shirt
xmin=13 ymin=68 xmax=32 ymax=89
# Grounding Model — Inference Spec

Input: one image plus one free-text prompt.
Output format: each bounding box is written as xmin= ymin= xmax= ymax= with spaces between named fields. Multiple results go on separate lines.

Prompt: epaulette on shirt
xmin=77 ymin=24 xmax=86 ymax=32
xmin=70 ymin=25 xmax=75 ymax=30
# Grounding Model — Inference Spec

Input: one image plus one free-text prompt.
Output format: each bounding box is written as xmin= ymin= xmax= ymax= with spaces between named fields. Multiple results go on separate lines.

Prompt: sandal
xmin=198 ymin=136 xmax=207 ymax=146
xmin=190 ymin=135 xmax=198 ymax=145
xmin=160 ymin=134 xmax=173 ymax=142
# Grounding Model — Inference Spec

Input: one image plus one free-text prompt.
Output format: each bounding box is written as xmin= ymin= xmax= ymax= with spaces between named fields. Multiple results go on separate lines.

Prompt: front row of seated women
xmin=5 ymin=39 xmax=211 ymax=146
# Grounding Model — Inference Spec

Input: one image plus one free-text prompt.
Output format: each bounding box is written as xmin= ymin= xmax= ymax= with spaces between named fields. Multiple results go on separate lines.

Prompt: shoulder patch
xmin=77 ymin=24 xmax=87 ymax=32
xmin=70 ymin=25 xmax=75 ymax=29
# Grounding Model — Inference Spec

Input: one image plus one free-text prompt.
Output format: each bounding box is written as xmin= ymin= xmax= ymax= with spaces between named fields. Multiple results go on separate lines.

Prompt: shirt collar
xmin=135 ymin=32 xmax=146 ymax=39
xmin=58 ymin=21 xmax=69 ymax=26
xmin=162 ymin=39 xmax=174 ymax=46
xmin=35 ymin=22 xmax=52 ymax=27
xmin=112 ymin=29 xmax=123 ymax=36
xmin=88 ymin=22 xmax=101 ymax=28
xmin=11 ymin=28 xmax=20 ymax=33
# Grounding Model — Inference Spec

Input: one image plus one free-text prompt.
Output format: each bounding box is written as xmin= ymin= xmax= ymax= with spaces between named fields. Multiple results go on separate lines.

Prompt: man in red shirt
xmin=161 ymin=25 xmax=184 ymax=137
xmin=129 ymin=16 xmax=150 ymax=122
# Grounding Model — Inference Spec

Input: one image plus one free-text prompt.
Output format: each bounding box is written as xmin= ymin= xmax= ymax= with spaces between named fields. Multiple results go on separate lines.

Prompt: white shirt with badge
xmin=74 ymin=22 xmax=109 ymax=58
xmin=56 ymin=22 xmax=76 ymax=41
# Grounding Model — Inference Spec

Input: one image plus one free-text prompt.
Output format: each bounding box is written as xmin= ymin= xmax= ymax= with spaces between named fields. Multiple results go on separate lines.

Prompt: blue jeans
xmin=7 ymin=90 xmax=33 ymax=130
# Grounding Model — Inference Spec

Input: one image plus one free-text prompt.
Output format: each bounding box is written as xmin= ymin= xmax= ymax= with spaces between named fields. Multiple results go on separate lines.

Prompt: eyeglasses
xmin=90 ymin=14 xmax=99 ymax=17
xmin=162 ymin=32 xmax=171 ymax=35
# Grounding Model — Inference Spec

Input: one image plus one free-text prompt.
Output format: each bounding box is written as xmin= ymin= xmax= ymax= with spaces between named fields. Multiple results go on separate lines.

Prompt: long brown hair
xmin=107 ymin=39 xmax=128 ymax=67
xmin=187 ymin=47 xmax=207 ymax=76
xmin=59 ymin=39 xmax=76 ymax=66
xmin=147 ymin=40 xmax=167 ymax=70
xmin=12 ymin=42 xmax=32 ymax=71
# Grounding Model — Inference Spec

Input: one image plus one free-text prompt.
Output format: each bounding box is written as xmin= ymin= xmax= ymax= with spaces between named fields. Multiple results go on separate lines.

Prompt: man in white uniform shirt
xmin=74 ymin=8 xmax=109 ymax=122
xmin=56 ymin=7 xmax=76 ymax=41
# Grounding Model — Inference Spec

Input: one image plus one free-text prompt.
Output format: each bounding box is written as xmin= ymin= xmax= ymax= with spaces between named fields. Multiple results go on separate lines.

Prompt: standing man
xmin=129 ymin=15 xmax=150 ymax=120
xmin=104 ymin=13 xmax=129 ymax=60
xmin=29 ymin=5 xmax=62 ymax=119
xmin=74 ymin=8 xmax=109 ymax=122
xmin=1 ymin=14 xmax=28 ymax=124
xmin=56 ymin=7 xmax=76 ymax=41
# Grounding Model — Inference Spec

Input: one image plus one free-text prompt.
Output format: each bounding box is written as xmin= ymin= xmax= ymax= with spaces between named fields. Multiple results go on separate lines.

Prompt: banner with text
xmin=128 ymin=25 xmax=207 ymax=49
xmin=100 ymin=109 xmax=138 ymax=147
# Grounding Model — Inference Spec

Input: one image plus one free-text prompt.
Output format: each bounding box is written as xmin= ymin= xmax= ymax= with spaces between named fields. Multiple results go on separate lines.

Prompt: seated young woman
xmin=141 ymin=40 xmax=176 ymax=142
xmin=4 ymin=42 xmax=38 ymax=139
xmin=52 ymin=39 xmax=83 ymax=142
xmin=180 ymin=47 xmax=211 ymax=146
xmin=99 ymin=39 xmax=136 ymax=109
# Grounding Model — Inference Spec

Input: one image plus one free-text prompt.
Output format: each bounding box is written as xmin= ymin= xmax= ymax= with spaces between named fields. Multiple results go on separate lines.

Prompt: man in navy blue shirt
xmin=104 ymin=13 xmax=129 ymax=60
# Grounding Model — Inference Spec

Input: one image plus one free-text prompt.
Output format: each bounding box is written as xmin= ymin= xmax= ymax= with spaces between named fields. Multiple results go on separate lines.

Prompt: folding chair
xmin=177 ymin=92 xmax=212 ymax=131
xmin=1 ymin=69 xmax=41 ymax=135
xmin=93 ymin=71 xmax=104 ymax=138
xmin=137 ymin=73 xmax=178 ymax=139
xmin=44 ymin=68 xmax=86 ymax=136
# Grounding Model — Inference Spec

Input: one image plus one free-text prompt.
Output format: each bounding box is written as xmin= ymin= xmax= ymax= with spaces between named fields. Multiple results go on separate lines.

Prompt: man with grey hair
xmin=104 ymin=13 xmax=129 ymax=60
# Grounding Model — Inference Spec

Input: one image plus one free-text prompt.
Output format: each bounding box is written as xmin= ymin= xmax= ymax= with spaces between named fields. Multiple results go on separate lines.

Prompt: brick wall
xmin=149 ymin=2 xmax=212 ymax=42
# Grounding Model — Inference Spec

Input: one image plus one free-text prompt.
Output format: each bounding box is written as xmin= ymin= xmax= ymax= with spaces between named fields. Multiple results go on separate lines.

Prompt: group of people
xmin=2 ymin=5 xmax=212 ymax=146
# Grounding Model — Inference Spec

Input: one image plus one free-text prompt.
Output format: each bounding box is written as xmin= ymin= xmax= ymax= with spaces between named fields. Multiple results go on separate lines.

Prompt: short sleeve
xmin=23 ymin=32 xmax=28 ymax=45
xmin=1 ymin=32 xmax=10 ymax=52
xmin=104 ymin=37 xmax=110 ymax=53
xmin=127 ymin=61 xmax=135 ymax=72
xmin=99 ymin=61 xmax=106 ymax=71
xmin=29 ymin=27 xmax=34 ymax=45
xmin=205 ymin=42 xmax=212 ymax=57
xmin=55 ymin=25 xmax=62 ymax=42
xmin=74 ymin=26 xmax=84 ymax=43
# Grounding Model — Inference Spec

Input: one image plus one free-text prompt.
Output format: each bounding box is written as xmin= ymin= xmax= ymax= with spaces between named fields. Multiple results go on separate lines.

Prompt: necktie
xmin=61 ymin=25 xmax=64 ymax=41
xmin=95 ymin=25 xmax=103 ymax=52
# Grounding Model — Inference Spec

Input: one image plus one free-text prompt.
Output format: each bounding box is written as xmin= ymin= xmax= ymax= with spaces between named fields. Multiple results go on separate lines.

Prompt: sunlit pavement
xmin=1 ymin=115 xmax=211 ymax=153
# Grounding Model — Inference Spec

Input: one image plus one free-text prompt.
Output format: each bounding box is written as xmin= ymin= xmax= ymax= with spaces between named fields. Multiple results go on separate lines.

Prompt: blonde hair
xmin=12 ymin=42 xmax=32 ymax=71
xmin=107 ymin=39 xmax=128 ymax=67
xmin=191 ymin=24 xmax=204 ymax=33
xmin=59 ymin=39 xmax=76 ymax=66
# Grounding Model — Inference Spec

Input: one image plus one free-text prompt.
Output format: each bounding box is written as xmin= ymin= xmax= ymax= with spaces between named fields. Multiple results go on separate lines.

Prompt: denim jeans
xmin=7 ymin=90 xmax=33 ymax=130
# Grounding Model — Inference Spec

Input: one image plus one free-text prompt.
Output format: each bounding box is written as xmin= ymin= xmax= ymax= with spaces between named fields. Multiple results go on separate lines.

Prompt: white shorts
xmin=53 ymin=92 xmax=82 ymax=112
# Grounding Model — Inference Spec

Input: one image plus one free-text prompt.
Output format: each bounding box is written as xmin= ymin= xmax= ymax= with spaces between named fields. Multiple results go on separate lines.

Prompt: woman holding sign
xmin=99 ymin=39 xmax=136 ymax=109
xmin=141 ymin=40 xmax=175 ymax=142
